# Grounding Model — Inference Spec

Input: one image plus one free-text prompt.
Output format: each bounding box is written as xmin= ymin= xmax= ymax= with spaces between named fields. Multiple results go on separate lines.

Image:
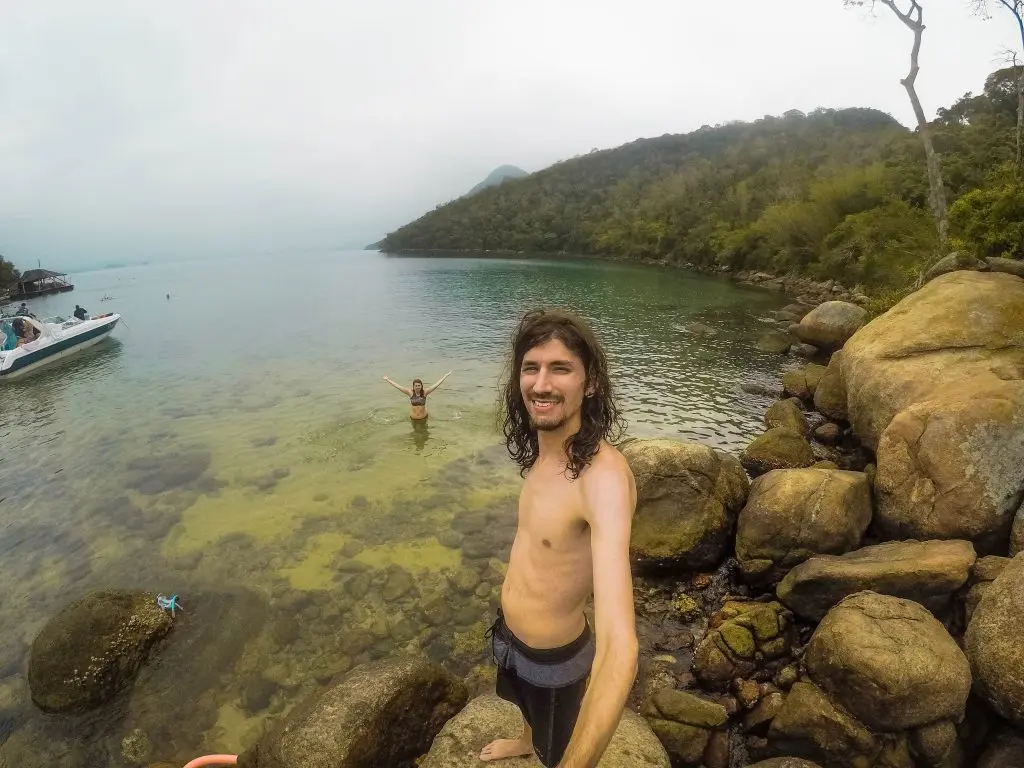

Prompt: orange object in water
xmin=183 ymin=757 xmax=238 ymax=768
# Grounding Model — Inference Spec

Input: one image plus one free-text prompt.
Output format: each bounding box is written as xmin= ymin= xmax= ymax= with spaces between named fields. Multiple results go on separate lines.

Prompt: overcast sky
xmin=0 ymin=0 xmax=1018 ymax=268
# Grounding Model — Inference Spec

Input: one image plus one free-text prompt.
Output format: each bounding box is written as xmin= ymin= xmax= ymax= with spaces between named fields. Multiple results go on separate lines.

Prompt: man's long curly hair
xmin=499 ymin=309 xmax=626 ymax=480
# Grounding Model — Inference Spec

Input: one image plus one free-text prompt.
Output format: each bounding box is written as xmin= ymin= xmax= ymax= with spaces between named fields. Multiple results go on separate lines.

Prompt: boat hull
xmin=0 ymin=318 xmax=119 ymax=379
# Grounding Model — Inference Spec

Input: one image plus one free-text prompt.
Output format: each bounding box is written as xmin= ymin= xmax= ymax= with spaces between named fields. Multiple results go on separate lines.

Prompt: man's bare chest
xmin=518 ymin=473 xmax=589 ymax=550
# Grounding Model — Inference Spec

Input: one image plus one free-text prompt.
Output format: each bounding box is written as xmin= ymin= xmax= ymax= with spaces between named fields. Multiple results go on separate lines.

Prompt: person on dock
xmin=73 ymin=305 xmax=89 ymax=321
xmin=481 ymin=309 xmax=638 ymax=768
xmin=381 ymin=371 xmax=452 ymax=420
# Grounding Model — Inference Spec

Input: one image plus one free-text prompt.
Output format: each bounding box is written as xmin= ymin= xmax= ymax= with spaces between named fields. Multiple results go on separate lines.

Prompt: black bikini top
xmin=410 ymin=394 xmax=426 ymax=406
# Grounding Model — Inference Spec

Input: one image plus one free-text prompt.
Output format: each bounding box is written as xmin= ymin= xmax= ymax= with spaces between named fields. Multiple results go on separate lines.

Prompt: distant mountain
xmin=467 ymin=165 xmax=528 ymax=196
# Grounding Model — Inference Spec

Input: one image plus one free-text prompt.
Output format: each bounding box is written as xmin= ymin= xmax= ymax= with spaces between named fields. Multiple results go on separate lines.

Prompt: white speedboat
xmin=0 ymin=313 xmax=120 ymax=380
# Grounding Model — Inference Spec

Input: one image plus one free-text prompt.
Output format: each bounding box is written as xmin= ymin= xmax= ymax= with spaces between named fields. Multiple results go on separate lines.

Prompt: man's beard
xmin=526 ymin=396 xmax=570 ymax=432
xmin=530 ymin=413 xmax=569 ymax=431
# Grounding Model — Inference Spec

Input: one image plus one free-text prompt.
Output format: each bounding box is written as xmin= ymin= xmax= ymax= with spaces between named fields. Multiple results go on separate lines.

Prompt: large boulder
xmin=804 ymin=592 xmax=971 ymax=732
xmin=28 ymin=590 xmax=173 ymax=714
xmin=840 ymin=270 xmax=1024 ymax=450
xmin=777 ymin=539 xmax=976 ymax=621
xmin=812 ymin=351 xmax=848 ymax=423
xmin=793 ymin=301 xmax=867 ymax=350
xmin=872 ymin=377 xmax=1024 ymax=554
xmin=623 ymin=439 xmax=749 ymax=571
xmin=736 ymin=469 xmax=872 ymax=584
xmin=419 ymin=693 xmax=670 ymax=767
xmin=238 ymin=655 xmax=468 ymax=768
xmin=965 ymin=553 xmax=1024 ymax=727
xmin=740 ymin=429 xmax=815 ymax=476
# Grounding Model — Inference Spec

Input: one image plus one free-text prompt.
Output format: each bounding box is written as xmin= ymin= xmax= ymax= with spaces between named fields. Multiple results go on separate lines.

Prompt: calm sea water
xmin=0 ymin=250 xmax=790 ymax=765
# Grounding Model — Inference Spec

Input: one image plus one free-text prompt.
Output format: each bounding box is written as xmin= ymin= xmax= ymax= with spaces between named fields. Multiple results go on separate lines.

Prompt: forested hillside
xmin=380 ymin=67 xmax=1024 ymax=290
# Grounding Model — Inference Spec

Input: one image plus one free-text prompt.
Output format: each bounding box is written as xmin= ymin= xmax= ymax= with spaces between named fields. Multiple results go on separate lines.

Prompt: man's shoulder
xmin=580 ymin=442 xmax=635 ymax=491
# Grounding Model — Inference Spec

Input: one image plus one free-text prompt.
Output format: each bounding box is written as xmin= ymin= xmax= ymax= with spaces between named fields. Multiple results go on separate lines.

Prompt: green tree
xmin=949 ymin=177 xmax=1024 ymax=257
xmin=971 ymin=1 xmax=1024 ymax=170
xmin=0 ymin=256 xmax=20 ymax=292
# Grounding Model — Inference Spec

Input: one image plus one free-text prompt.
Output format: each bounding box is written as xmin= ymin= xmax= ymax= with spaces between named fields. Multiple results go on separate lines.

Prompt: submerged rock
xmin=804 ymin=592 xmax=971 ymax=732
xmin=125 ymin=449 xmax=212 ymax=495
xmin=736 ymin=469 xmax=871 ymax=584
xmin=965 ymin=553 xmax=1024 ymax=727
xmin=777 ymin=539 xmax=976 ymax=621
xmin=740 ymin=429 xmax=815 ymax=475
xmin=757 ymin=331 xmax=793 ymax=354
xmin=793 ymin=301 xmax=867 ymax=350
xmin=420 ymin=693 xmax=670 ymax=767
xmin=238 ymin=655 xmax=467 ymax=768
xmin=623 ymin=439 xmax=749 ymax=571
xmin=28 ymin=590 xmax=173 ymax=714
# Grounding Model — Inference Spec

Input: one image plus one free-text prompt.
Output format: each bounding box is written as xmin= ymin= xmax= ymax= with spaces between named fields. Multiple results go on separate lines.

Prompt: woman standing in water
xmin=382 ymin=371 xmax=452 ymax=420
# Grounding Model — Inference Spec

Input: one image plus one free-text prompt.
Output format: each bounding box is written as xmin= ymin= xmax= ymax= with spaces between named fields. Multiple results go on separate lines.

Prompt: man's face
xmin=519 ymin=338 xmax=588 ymax=432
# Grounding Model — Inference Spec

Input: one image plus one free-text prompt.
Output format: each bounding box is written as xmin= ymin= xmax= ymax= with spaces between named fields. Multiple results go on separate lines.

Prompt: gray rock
xmin=782 ymin=364 xmax=828 ymax=402
xmin=977 ymin=726 xmax=1024 ymax=767
xmin=768 ymin=681 xmax=878 ymax=764
xmin=740 ymin=428 xmax=815 ymax=475
xmin=238 ymin=655 xmax=467 ymax=768
xmin=777 ymin=539 xmax=976 ymax=621
xmin=28 ymin=590 xmax=173 ymax=714
xmin=812 ymin=352 xmax=848 ymax=423
xmin=965 ymin=553 xmax=1024 ymax=727
xmin=623 ymin=438 xmax=749 ymax=571
xmin=793 ymin=301 xmax=867 ymax=350
xmin=986 ymin=256 xmax=1024 ymax=279
xmin=804 ymin=592 xmax=971 ymax=732
xmin=764 ymin=398 xmax=808 ymax=435
xmin=790 ymin=343 xmax=820 ymax=359
xmin=811 ymin=423 xmax=840 ymax=445
xmin=924 ymin=253 xmax=988 ymax=282
xmin=736 ymin=469 xmax=871 ymax=583
xmin=419 ymin=693 xmax=669 ymax=767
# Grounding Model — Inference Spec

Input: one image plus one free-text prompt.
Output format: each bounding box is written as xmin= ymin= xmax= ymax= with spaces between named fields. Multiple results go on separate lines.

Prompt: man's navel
xmin=542 ymin=539 xmax=551 ymax=548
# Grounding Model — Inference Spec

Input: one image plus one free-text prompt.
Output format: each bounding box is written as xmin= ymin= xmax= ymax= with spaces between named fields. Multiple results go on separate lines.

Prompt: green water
xmin=0 ymin=251 xmax=790 ymax=765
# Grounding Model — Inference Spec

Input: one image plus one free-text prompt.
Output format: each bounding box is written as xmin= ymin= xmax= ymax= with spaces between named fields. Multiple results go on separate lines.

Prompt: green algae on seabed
xmin=354 ymin=537 xmax=462 ymax=572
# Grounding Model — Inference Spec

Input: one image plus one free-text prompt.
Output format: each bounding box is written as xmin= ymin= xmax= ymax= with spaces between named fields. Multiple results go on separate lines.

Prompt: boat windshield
xmin=1 ymin=321 xmax=17 ymax=352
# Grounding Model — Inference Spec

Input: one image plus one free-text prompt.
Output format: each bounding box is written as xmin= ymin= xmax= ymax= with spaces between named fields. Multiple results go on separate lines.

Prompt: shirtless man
xmin=480 ymin=309 xmax=638 ymax=768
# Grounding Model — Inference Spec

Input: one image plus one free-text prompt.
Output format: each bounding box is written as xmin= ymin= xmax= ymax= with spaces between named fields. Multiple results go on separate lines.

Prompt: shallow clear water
xmin=0 ymin=250 xmax=789 ymax=765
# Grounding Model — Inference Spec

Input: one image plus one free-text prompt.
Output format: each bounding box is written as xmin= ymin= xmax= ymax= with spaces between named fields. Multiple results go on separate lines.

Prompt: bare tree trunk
xmin=1017 ymin=70 xmax=1023 ymax=172
xmin=881 ymin=1 xmax=951 ymax=253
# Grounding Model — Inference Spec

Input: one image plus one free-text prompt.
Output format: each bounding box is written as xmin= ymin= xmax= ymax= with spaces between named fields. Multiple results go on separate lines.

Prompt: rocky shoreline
xmin=9 ymin=267 xmax=1024 ymax=767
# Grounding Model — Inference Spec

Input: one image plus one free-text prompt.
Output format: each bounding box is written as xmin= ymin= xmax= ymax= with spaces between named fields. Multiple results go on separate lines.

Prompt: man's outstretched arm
xmin=558 ymin=455 xmax=639 ymax=768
